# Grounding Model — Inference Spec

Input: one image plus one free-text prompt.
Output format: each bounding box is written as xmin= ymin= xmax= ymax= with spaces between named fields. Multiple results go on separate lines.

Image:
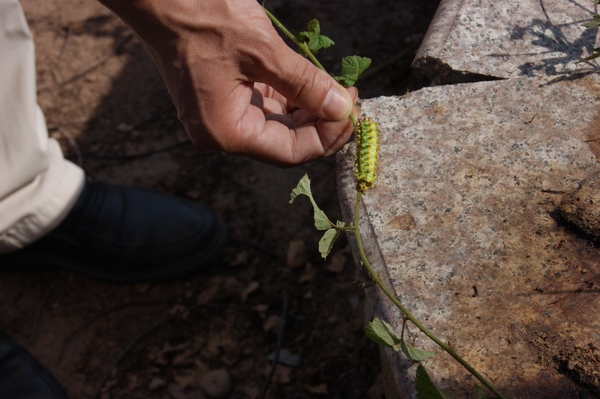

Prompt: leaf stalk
xmin=264 ymin=8 xmax=327 ymax=71
xmin=271 ymin=6 xmax=505 ymax=397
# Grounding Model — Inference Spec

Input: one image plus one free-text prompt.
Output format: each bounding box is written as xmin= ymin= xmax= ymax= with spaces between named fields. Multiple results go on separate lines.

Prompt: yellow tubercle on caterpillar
xmin=354 ymin=116 xmax=380 ymax=193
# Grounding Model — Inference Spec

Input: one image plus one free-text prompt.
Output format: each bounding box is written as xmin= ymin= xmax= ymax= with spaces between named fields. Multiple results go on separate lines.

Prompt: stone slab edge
xmin=337 ymin=72 xmax=600 ymax=398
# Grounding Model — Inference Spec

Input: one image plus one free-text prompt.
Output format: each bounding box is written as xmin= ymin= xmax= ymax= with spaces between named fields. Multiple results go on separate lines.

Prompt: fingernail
xmin=322 ymin=86 xmax=352 ymax=120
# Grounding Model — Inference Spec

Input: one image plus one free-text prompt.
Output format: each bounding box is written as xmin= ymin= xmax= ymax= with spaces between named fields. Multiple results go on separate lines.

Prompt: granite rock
xmin=413 ymin=0 xmax=600 ymax=83
xmin=337 ymin=73 xmax=600 ymax=398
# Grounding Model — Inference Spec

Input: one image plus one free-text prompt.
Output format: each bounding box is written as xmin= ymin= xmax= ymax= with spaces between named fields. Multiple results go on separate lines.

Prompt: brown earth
xmin=0 ymin=0 xmax=439 ymax=398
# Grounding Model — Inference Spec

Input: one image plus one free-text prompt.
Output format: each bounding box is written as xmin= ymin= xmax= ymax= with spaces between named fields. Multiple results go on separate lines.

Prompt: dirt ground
xmin=0 ymin=0 xmax=439 ymax=398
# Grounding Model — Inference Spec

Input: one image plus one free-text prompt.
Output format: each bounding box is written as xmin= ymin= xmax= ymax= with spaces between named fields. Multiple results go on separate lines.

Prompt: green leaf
xmin=297 ymin=31 xmax=312 ymax=43
xmin=365 ymin=317 xmax=402 ymax=349
xmin=296 ymin=19 xmax=334 ymax=54
xmin=416 ymin=364 xmax=455 ymax=399
xmin=401 ymin=341 xmax=436 ymax=362
xmin=578 ymin=47 xmax=600 ymax=63
xmin=333 ymin=56 xmax=372 ymax=87
xmin=583 ymin=15 xmax=600 ymax=29
xmin=304 ymin=19 xmax=321 ymax=36
xmin=308 ymin=35 xmax=334 ymax=53
xmin=290 ymin=174 xmax=334 ymax=231
xmin=319 ymin=228 xmax=340 ymax=259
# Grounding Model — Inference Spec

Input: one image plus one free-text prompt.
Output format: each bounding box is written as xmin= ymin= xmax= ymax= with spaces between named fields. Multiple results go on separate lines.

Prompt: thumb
xmin=262 ymin=46 xmax=354 ymax=121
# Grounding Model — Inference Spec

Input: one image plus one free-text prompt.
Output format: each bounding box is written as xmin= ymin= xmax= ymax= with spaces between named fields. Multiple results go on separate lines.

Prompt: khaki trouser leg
xmin=0 ymin=0 xmax=85 ymax=253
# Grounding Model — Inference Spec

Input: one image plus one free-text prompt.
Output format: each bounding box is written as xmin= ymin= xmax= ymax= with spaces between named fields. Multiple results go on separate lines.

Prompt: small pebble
xmin=286 ymin=239 xmax=307 ymax=269
xmin=149 ymin=377 xmax=166 ymax=391
xmin=267 ymin=348 xmax=301 ymax=367
xmin=199 ymin=369 xmax=233 ymax=398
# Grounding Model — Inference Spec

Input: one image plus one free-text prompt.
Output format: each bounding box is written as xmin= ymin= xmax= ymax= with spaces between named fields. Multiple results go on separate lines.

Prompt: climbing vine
xmin=265 ymin=7 xmax=506 ymax=398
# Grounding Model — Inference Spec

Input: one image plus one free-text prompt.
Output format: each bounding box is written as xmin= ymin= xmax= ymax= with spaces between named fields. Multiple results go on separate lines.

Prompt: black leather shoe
xmin=0 ymin=331 xmax=68 ymax=399
xmin=0 ymin=179 xmax=227 ymax=282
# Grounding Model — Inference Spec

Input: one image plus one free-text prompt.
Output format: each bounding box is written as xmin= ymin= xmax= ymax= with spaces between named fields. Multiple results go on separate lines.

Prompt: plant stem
xmin=263 ymin=8 xmax=327 ymax=71
xmin=264 ymin=8 xmax=358 ymax=128
xmin=349 ymin=113 xmax=357 ymax=126
xmin=266 ymin=7 xmax=503 ymax=397
xmin=352 ymin=191 xmax=505 ymax=399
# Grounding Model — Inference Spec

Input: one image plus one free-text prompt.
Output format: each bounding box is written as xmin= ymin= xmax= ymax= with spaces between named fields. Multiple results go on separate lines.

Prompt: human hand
xmin=99 ymin=0 xmax=358 ymax=166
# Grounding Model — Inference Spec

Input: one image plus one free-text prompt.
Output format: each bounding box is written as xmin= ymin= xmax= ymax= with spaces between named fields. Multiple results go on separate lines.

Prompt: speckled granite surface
xmin=337 ymin=74 xmax=600 ymax=398
xmin=413 ymin=0 xmax=600 ymax=83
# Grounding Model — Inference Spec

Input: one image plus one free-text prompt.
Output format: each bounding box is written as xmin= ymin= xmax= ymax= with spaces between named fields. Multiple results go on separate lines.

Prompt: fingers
xmin=258 ymin=45 xmax=354 ymax=122
xmin=238 ymin=116 xmax=356 ymax=167
xmin=229 ymin=86 xmax=359 ymax=167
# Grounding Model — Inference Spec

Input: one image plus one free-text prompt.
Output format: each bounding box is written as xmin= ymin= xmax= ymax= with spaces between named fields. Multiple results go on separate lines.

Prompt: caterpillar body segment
xmin=354 ymin=116 xmax=380 ymax=193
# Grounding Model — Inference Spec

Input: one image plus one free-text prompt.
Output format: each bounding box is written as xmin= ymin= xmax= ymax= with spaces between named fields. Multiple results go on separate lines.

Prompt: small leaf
xmin=341 ymin=55 xmax=372 ymax=76
xmin=319 ymin=228 xmax=340 ymax=259
xmin=308 ymin=35 xmax=334 ymax=53
xmin=289 ymin=174 xmax=312 ymax=203
xmin=583 ymin=15 xmax=600 ymax=29
xmin=578 ymin=48 xmax=600 ymax=63
xmin=297 ymin=31 xmax=311 ymax=43
xmin=584 ymin=20 xmax=600 ymax=29
xmin=296 ymin=20 xmax=317 ymax=43
xmin=364 ymin=317 xmax=401 ymax=348
xmin=312 ymin=209 xmax=334 ymax=230
xmin=416 ymin=364 xmax=455 ymax=399
xmin=290 ymin=174 xmax=334 ymax=230
xmin=333 ymin=56 xmax=372 ymax=87
xmin=400 ymin=341 xmax=436 ymax=362
xmin=296 ymin=19 xmax=334 ymax=54
xmin=306 ymin=19 xmax=320 ymax=35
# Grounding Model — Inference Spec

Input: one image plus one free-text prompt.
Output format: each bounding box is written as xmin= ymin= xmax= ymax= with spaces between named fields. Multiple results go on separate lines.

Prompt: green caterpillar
xmin=354 ymin=116 xmax=380 ymax=193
